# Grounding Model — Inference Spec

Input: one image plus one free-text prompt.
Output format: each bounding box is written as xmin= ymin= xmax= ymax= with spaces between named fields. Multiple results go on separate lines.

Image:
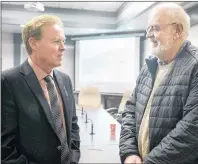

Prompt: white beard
xmin=151 ymin=39 xmax=174 ymax=59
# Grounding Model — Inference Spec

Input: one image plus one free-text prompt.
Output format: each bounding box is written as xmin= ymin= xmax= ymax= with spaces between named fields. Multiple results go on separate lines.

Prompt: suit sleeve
xmin=119 ymin=86 xmax=140 ymax=164
xmin=68 ymin=77 xmax=80 ymax=164
xmin=1 ymin=76 xmax=38 ymax=164
xmin=144 ymin=64 xmax=198 ymax=164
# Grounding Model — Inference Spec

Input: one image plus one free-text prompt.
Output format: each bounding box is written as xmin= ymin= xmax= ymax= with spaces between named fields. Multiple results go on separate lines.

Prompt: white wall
xmin=2 ymin=32 xmax=14 ymax=71
xmin=188 ymin=24 xmax=198 ymax=47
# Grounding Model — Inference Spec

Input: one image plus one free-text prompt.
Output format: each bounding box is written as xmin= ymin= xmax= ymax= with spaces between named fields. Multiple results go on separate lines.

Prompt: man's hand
xmin=124 ymin=155 xmax=143 ymax=164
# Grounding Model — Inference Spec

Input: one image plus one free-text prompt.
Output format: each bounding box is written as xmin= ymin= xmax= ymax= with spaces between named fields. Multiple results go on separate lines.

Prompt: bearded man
xmin=119 ymin=3 xmax=198 ymax=164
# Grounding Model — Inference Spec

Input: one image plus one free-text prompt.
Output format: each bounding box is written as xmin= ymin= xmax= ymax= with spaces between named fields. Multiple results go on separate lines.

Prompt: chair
xmin=77 ymin=86 xmax=101 ymax=109
xmin=106 ymin=89 xmax=132 ymax=123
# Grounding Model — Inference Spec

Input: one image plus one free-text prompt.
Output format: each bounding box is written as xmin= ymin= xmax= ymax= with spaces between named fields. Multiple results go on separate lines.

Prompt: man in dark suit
xmin=2 ymin=15 xmax=80 ymax=164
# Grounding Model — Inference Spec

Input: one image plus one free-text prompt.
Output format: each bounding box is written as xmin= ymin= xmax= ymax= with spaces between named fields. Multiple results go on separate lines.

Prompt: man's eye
xmin=53 ymin=40 xmax=65 ymax=44
xmin=153 ymin=25 xmax=160 ymax=31
xmin=54 ymin=40 xmax=60 ymax=43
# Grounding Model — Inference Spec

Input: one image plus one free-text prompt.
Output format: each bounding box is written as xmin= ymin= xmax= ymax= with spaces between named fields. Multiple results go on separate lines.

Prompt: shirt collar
xmin=157 ymin=59 xmax=169 ymax=65
xmin=28 ymin=57 xmax=53 ymax=81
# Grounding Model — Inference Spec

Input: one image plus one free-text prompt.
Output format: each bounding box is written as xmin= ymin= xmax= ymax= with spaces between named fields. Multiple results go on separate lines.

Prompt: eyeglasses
xmin=146 ymin=23 xmax=177 ymax=33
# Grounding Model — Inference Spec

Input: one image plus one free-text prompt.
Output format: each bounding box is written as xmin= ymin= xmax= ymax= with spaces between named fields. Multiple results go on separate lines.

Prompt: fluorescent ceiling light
xmin=24 ymin=2 xmax=45 ymax=12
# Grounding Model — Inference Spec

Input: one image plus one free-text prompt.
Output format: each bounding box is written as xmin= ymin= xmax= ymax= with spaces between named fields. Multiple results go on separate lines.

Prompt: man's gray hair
xmin=152 ymin=3 xmax=190 ymax=39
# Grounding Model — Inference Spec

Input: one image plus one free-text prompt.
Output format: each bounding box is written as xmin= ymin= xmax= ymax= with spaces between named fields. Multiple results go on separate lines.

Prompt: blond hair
xmin=22 ymin=14 xmax=63 ymax=54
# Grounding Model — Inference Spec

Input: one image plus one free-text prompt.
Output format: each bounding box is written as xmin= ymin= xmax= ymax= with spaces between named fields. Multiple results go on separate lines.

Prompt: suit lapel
xmin=20 ymin=60 xmax=58 ymax=139
xmin=53 ymin=70 xmax=70 ymax=136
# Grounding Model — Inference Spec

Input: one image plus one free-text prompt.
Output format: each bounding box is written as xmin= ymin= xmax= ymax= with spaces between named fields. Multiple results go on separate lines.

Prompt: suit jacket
xmin=1 ymin=59 xmax=80 ymax=164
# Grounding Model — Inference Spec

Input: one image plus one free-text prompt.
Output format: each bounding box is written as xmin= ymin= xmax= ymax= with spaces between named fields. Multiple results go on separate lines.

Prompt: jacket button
xmin=57 ymin=146 xmax=61 ymax=150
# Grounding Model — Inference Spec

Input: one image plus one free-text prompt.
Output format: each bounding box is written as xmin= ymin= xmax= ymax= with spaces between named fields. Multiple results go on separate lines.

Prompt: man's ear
xmin=175 ymin=23 xmax=184 ymax=38
xmin=28 ymin=37 xmax=38 ymax=51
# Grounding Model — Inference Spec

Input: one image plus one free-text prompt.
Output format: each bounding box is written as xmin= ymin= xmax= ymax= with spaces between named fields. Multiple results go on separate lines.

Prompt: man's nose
xmin=59 ymin=42 xmax=66 ymax=51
